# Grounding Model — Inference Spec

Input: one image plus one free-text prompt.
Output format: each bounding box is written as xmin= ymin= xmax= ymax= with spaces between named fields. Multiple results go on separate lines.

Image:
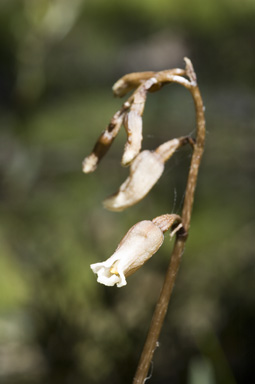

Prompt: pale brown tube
xmin=104 ymin=137 xmax=188 ymax=211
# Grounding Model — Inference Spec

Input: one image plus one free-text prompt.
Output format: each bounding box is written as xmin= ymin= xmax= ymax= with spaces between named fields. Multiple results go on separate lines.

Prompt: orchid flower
xmin=90 ymin=214 xmax=182 ymax=287
xmin=103 ymin=137 xmax=192 ymax=211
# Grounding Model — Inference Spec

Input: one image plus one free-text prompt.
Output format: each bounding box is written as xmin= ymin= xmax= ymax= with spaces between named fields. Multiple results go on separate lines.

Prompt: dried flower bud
xmin=104 ymin=137 xmax=188 ymax=211
xmin=82 ymin=111 xmax=124 ymax=173
xmin=90 ymin=215 xmax=182 ymax=288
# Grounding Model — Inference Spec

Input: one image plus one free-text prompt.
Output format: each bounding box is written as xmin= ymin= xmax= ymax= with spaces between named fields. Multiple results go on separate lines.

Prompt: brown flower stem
xmin=132 ymin=61 xmax=205 ymax=384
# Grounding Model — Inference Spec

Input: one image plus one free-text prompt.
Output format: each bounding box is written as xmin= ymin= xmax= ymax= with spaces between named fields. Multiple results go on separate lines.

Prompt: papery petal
xmin=115 ymin=221 xmax=164 ymax=275
xmin=121 ymin=91 xmax=147 ymax=166
xmin=104 ymin=138 xmax=186 ymax=212
xmin=104 ymin=150 xmax=164 ymax=211
xmin=90 ymin=220 xmax=164 ymax=287
xmin=154 ymin=138 xmax=183 ymax=162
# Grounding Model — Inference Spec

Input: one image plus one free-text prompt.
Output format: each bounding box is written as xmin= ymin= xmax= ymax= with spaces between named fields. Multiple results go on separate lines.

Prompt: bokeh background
xmin=0 ymin=1 xmax=254 ymax=383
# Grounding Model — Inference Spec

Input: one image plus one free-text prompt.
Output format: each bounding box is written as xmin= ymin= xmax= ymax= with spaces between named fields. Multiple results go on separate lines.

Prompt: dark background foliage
xmin=0 ymin=1 xmax=254 ymax=383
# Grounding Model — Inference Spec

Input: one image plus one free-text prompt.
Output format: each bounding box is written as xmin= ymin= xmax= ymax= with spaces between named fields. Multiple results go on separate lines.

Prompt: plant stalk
xmin=132 ymin=66 xmax=205 ymax=384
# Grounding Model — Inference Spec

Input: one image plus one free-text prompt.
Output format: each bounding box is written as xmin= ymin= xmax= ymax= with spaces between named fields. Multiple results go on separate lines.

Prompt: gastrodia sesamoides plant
xmin=83 ymin=57 xmax=206 ymax=383
xmin=90 ymin=214 xmax=182 ymax=287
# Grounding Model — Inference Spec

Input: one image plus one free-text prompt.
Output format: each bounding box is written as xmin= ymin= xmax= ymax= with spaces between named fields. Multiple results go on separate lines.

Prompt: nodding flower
xmin=103 ymin=137 xmax=190 ymax=212
xmin=90 ymin=214 xmax=182 ymax=287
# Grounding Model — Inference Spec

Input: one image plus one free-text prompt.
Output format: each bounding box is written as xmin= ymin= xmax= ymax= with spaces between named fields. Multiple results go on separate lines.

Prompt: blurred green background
xmin=0 ymin=1 xmax=254 ymax=383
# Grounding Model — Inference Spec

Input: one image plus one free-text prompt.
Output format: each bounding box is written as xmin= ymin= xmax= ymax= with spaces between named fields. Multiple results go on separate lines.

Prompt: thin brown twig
xmin=132 ymin=59 xmax=206 ymax=384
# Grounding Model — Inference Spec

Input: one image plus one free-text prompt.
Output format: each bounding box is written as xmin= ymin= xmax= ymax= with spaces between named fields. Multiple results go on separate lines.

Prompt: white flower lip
xmin=90 ymin=220 xmax=164 ymax=288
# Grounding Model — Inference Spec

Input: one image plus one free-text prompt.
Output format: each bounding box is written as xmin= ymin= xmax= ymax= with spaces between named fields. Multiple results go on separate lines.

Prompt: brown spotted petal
xmin=82 ymin=110 xmax=124 ymax=173
xmin=104 ymin=138 xmax=185 ymax=211
xmin=121 ymin=92 xmax=146 ymax=166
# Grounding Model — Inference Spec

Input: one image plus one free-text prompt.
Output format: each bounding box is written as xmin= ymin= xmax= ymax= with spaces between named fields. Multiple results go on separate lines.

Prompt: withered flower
xmin=104 ymin=137 xmax=191 ymax=211
xmin=82 ymin=75 xmax=159 ymax=172
xmin=121 ymin=104 xmax=143 ymax=166
xmin=83 ymin=60 xmax=196 ymax=175
xmin=90 ymin=214 xmax=181 ymax=287
xmin=120 ymin=78 xmax=158 ymax=166
xmin=82 ymin=110 xmax=124 ymax=173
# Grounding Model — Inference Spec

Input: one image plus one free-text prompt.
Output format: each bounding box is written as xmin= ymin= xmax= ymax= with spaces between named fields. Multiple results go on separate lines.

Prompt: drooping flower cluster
xmin=84 ymin=58 xmax=197 ymax=286
xmin=83 ymin=58 xmax=195 ymax=212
